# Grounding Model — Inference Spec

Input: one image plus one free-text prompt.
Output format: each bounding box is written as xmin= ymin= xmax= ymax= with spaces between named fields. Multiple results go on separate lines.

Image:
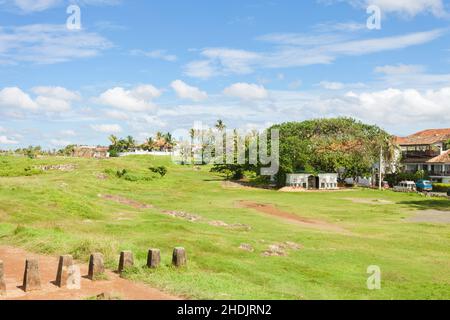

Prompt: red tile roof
xmin=427 ymin=150 xmax=450 ymax=163
xmin=395 ymin=128 xmax=450 ymax=146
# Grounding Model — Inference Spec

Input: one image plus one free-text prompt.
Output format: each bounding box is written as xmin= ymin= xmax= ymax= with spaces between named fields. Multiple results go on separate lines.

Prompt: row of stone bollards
xmin=0 ymin=247 xmax=187 ymax=297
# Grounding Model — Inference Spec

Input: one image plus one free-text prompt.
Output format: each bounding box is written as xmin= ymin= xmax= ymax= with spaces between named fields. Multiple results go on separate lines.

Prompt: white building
xmin=286 ymin=173 xmax=338 ymax=190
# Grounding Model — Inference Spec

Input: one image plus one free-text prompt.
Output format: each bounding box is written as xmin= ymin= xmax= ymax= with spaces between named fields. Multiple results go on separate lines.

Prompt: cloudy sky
xmin=1 ymin=0 xmax=450 ymax=148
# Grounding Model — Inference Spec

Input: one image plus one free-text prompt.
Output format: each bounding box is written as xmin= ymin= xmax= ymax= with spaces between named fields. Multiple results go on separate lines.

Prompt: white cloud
xmin=267 ymin=86 xmax=450 ymax=128
xmin=32 ymin=86 xmax=80 ymax=112
xmin=0 ymin=135 xmax=19 ymax=144
xmin=201 ymin=48 xmax=261 ymax=75
xmin=12 ymin=0 xmax=60 ymax=12
xmin=373 ymin=64 xmax=450 ymax=88
xmin=60 ymin=130 xmax=76 ymax=136
xmin=0 ymin=24 xmax=112 ymax=65
xmin=97 ymin=85 xmax=161 ymax=112
xmin=340 ymin=0 xmax=448 ymax=18
xmin=104 ymin=110 xmax=130 ymax=120
xmin=340 ymin=87 xmax=450 ymax=124
xmin=183 ymin=60 xmax=217 ymax=79
xmin=32 ymin=86 xmax=80 ymax=101
xmin=170 ymin=80 xmax=208 ymax=101
xmin=318 ymin=81 xmax=345 ymax=90
xmin=317 ymin=81 xmax=366 ymax=90
xmin=5 ymin=0 xmax=121 ymax=13
xmin=374 ymin=64 xmax=426 ymax=75
xmin=0 ymin=86 xmax=81 ymax=114
xmin=50 ymin=139 xmax=71 ymax=147
xmin=131 ymin=49 xmax=177 ymax=62
xmin=0 ymin=87 xmax=38 ymax=110
xmin=130 ymin=85 xmax=161 ymax=100
xmin=91 ymin=124 xmax=122 ymax=133
xmin=35 ymin=96 xmax=71 ymax=112
xmin=223 ymin=83 xmax=269 ymax=100
xmin=185 ymin=29 xmax=444 ymax=78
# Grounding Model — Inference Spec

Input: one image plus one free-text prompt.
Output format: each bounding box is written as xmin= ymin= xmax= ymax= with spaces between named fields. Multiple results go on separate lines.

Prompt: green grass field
xmin=0 ymin=155 xmax=449 ymax=299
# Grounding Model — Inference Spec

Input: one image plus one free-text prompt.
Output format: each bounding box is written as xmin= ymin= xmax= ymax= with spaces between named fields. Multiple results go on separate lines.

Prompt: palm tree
xmin=108 ymin=135 xmax=118 ymax=147
xmin=163 ymin=132 xmax=174 ymax=151
xmin=215 ymin=119 xmax=226 ymax=132
xmin=189 ymin=128 xmax=196 ymax=163
xmin=126 ymin=135 xmax=136 ymax=151
xmin=154 ymin=132 xmax=166 ymax=151
xmin=376 ymin=134 xmax=399 ymax=189
xmin=144 ymin=137 xmax=154 ymax=151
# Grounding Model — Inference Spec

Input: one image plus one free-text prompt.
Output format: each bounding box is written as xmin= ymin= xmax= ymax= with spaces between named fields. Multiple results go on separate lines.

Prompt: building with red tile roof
xmin=396 ymin=129 xmax=450 ymax=184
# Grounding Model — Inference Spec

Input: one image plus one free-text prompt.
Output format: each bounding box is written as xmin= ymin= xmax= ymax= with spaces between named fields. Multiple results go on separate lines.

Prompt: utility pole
xmin=379 ymin=146 xmax=383 ymax=190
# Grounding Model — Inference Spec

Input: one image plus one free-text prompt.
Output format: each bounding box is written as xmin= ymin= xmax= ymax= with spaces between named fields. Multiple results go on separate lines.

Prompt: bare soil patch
xmin=407 ymin=210 xmax=450 ymax=223
xmin=239 ymin=243 xmax=254 ymax=252
xmin=100 ymin=194 xmax=252 ymax=230
xmin=99 ymin=194 xmax=154 ymax=209
xmin=237 ymin=201 xmax=349 ymax=233
xmin=262 ymin=242 xmax=303 ymax=257
xmin=209 ymin=220 xmax=251 ymax=231
xmin=162 ymin=210 xmax=201 ymax=222
xmin=0 ymin=246 xmax=179 ymax=300
xmin=279 ymin=187 xmax=355 ymax=193
xmin=35 ymin=164 xmax=77 ymax=172
xmin=343 ymin=198 xmax=394 ymax=205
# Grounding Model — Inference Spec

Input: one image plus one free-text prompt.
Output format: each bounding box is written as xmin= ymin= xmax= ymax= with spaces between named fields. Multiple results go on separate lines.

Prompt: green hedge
xmin=432 ymin=183 xmax=450 ymax=192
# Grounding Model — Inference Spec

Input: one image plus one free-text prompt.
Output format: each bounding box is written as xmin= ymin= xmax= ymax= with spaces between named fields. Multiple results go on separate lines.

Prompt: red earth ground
xmin=0 ymin=246 xmax=180 ymax=300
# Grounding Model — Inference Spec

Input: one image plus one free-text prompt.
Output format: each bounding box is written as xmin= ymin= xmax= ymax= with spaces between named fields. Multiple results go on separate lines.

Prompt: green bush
xmin=432 ymin=183 xmax=450 ymax=193
xmin=104 ymin=168 xmax=157 ymax=182
xmin=149 ymin=166 xmax=167 ymax=177
xmin=108 ymin=148 xmax=119 ymax=158
xmin=385 ymin=171 xmax=430 ymax=187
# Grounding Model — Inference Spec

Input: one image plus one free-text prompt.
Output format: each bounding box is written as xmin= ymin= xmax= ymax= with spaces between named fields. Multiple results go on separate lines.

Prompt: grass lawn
xmin=0 ymin=155 xmax=449 ymax=299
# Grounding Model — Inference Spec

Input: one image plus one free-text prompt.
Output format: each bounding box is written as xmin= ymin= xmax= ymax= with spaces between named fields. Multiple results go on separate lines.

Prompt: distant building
xmin=286 ymin=173 xmax=338 ymax=190
xmin=72 ymin=146 xmax=109 ymax=159
xmin=118 ymin=149 xmax=173 ymax=157
xmin=396 ymin=128 xmax=450 ymax=183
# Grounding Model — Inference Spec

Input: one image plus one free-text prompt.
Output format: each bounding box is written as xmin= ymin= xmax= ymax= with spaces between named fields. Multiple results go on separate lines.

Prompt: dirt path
xmin=343 ymin=198 xmax=394 ymax=205
xmin=237 ymin=201 xmax=350 ymax=234
xmin=0 ymin=246 xmax=180 ymax=300
xmin=407 ymin=210 xmax=450 ymax=223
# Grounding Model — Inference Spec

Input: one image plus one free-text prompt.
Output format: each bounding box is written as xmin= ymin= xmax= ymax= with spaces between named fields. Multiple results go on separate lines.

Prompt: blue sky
xmin=1 ymin=0 xmax=450 ymax=148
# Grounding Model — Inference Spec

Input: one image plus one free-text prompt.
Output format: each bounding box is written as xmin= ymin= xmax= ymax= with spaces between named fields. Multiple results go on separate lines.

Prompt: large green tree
xmin=211 ymin=117 xmax=397 ymax=186
xmin=270 ymin=118 xmax=396 ymax=185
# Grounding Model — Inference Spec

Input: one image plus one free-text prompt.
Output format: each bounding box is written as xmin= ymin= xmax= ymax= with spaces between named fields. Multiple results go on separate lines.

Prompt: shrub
xmin=116 ymin=169 xmax=128 ymax=178
xmin=432 ymin=183 xmax=450 ymax=193
xmin=104 ymin=168 xmax=157 ymax=182
xmin=149 ymin=166 xmax=167 ymax=177
xmin=108 ymin=148 xmax=119 ymax=158
xmin=385 ymin=171 xmax=430 ymax=187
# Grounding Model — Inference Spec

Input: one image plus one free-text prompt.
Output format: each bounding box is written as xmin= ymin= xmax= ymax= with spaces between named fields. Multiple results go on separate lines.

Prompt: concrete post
xmin=23 ymin=259 xmax=41 ymax=292
xmin=118 ymin=251 xmax=134 ymax=273
xmin=55 ymin=255 xmax=74 ymax=288
xmin=172 ymin=247 xmax=187 ymax=267
xmin=147 ymin=249 xmax=161 ymax=268
xmin=0 ymin=260 xmax=6 ymax=296
xmin=88 ymin=253 xmax=105 ymax=280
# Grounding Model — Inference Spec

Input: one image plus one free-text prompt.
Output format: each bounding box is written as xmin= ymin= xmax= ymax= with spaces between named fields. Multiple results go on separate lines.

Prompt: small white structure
xmin=286 ymin=173 xmax=338 ymax=190
xmin=394 ymin=181 xmax=417 ymax=193
xmin=118 ymin=150 xmax=173 ymax=157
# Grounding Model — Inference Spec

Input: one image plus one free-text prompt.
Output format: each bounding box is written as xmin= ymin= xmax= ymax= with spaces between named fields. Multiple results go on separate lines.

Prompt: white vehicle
xmin=393 ymin=181 xmax=417 ymax=193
